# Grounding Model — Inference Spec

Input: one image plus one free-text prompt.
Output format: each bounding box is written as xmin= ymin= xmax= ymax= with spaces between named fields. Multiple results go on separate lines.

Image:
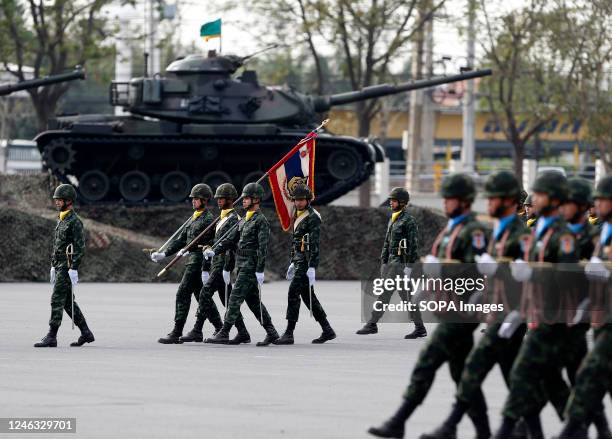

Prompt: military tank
xmin=34 ymin=52 xmax=490 ymax=204
xmin=0 ymin=68 xmax=85 ymax=96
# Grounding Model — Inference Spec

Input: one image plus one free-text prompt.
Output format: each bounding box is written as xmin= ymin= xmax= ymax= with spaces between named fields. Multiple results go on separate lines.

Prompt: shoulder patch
xmin=471 ymin=230 xmax=486 ymax=250
xmin=559 ymin=233 xmax=575 ymax=255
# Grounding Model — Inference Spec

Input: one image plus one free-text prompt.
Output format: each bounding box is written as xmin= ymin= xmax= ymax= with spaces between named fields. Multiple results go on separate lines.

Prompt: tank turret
xmin=0 ymin=68 xmax=85 ymax=96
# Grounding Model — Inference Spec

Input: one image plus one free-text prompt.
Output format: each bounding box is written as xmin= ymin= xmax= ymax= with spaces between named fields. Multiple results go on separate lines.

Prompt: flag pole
xmin=156 ymin=119 xmax=329 ymax=278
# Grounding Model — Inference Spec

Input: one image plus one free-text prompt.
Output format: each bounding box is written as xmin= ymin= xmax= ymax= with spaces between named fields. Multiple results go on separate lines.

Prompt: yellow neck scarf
xmin=59 ymin=210 xmax=72 ymax=221
xmin=391 ymin=210 xmax=402 ymax=223
xmin=246 ymin=210 xmax=256 ymax=221
xmin=296 ymin=209 xmax=306 ymax=218
xmin=527 ymin=217 xmax=537 ymax=227
xmin=589 ymin=216 xmax=599 ymax=225
xmin=192 ymin=209 xmax=205 ymax=220
xmin=221 ymin=208 xmax=233 ymax=219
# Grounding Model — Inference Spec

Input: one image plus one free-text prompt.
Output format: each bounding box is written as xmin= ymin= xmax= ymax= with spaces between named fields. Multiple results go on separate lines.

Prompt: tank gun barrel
xmin=314 ymin=68 xmax=492 ymax=111
xmin=0 ymin=68 xmax=85 ymax=96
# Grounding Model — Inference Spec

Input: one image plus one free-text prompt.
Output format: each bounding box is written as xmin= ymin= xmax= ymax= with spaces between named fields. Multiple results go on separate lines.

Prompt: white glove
xmin=585 ymin=256 xmax=610 ymax=281
xmin=475 ymin=253 xmax=498 ymax=276
xmin=307 ymin=267 xmax=316 ymax=285
xmin=403 ymin=266 xmax=412 ymax=277
xmin=204 ymin=248 xmax=215 ymax=260
xmin=68 ymin=269 xmax=78 ymax=285
xmin=151 ymin=252 xmax=166 ymax=263
xmin=510 ymin=259 xmax=532 ymax=282
xmin=422 ymin=254 xmax=441 ymax=278
xmin=177 ymin=249 xmax=188 ymax=258
xmin=286 ymin=263 xmax=296 ymax=281
xmin=50 ymin=267 xmax=56 ymax=284
xmin=498 ymin=310 xmax=524 ymax=339
xmin=201 ymin=271 xmax=210 ymax=284
xmin=255 ymin=272 xmax=264 ymax=285
xmin=222 ymin=270 xmax=231 ymax=285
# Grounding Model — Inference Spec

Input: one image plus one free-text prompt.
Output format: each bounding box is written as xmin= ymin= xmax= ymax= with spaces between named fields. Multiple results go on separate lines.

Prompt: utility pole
xmin=421 ymin=9 xmax=435 ymax=178
xmin=461 ymin=0 xmax=476 ymax=173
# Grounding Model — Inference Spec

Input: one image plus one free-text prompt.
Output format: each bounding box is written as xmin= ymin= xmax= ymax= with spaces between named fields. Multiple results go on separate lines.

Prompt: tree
xmin=0 ymin=0 xmax=116 ymax=130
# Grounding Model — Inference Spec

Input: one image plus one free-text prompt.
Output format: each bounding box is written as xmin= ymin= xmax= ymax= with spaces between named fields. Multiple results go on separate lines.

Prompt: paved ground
xmin=0 ymin=282 xmax=607 ymax=438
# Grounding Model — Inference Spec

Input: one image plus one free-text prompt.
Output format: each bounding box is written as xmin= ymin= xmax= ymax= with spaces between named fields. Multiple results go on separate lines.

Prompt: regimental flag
xmin=268 ymin=135 xmax=316 ymax=231
xmin=200 ymin=19 xmax=221 ymax=41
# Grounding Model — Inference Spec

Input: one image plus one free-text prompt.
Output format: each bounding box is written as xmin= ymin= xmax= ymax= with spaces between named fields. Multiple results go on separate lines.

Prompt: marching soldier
xmin=557 ymin=174 xmax=612 ymax=439
xmin=204 ymin=183 xmax=280 ymax=346
xmin=274 ymin=184 xmax=336 ymax=345
xmin=523 ymin=194 xmax=537 ymax=227
xmin=368 ymin=174 xmax=490 ymax=439
xmin=493 ymin=171 xmax=579 ymax=439
xmin=35 ymin=184 xmax=95 ymax=348
xmin=150 ymin=184 xmax=215 ymax=344
xmin=180 ymin=183 xmax=252 ymax=344
xmin=421 ymin=171 xmax=528 ymax=439
xmin=356 ymin=187 xmax=425 ymax=339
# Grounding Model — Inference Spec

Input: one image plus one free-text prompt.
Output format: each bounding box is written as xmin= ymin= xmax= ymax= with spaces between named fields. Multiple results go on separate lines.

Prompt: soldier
xmin=523 ymin=194 xmax=537 ymax=227
xmin=368 ymin=174 xmax=490 ymax=439
xmin=204 ymin=182 xmax=280 ymax=346
xmin=420 ymin=171 xmax=528 ymax=439
xmin=150 ymin=183 xmax=215 ymax=344
xmin=35 ymin=184 xmax=95 ymax=348
xmin=274 ymin=183 xmax=336 ymax=345
xmin=356 ymin=187 xmax=425 ymax=339
xmin=180 ymin=183 xmax=252 ymax=344
xmin=556 ymin=174 xmax=612 ymax=439
xmin=493 ymin=171 xmax=578 ymax=439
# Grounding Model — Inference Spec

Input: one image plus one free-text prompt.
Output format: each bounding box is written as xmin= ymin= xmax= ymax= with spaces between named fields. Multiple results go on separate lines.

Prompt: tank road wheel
xmin=119 ymin=171 xmax=151 ymax=202
xmin=78 ymin=170 xmax=110 ymax=202
xmin=160 ymin=171 xmax=191 ymax=202
xmin=242 ymin=171 xmax=272 ymax=201
xmin=202 ymin=171 xmax=232 ymax=194
xmin=327 ymin=150 xmax=361 ymax=180
xmin=42 ymin=139 xmax=76 ymax=173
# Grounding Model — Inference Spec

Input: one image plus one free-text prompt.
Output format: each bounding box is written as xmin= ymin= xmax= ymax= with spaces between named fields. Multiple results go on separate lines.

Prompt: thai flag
xmin=268 ymin=135 xmax=316 ymax=231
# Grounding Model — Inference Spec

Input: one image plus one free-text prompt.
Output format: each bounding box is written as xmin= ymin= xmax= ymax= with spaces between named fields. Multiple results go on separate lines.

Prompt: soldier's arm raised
xmin=164 ymin=222 xmax=188 ymax=256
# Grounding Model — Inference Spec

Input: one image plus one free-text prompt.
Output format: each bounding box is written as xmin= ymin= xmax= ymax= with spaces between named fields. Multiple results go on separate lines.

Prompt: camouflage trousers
xmin=456 ymin=322 xmax=526 ymax=404
xmin=502 ymin=324 xmax=570 ymax=419
xmin=565 ymin=324 xmax=612 ymax=422
xmin=174 ymin=263 xmax=203 ymax=325
xmin=224 ymin=266 xmax=273 ymax=328
xmin=403 ymin=322 xmax=488 ymax=418
xmin=286 ymin=263 xmax=326 ymax=322
xmin=368 ymin=263 xmax=423 ymax=325
xmin=49 ymin=268 xmax=87 ymax=328
xmin=196 ymin=266 xmax=245 ymax=326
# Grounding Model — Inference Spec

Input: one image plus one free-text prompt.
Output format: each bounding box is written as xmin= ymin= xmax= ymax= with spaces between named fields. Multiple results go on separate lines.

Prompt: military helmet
xmin=214 ymin=183 xmax=238 ymax=199
xmin=242 ymin=182 xmax=265 ymax=199
xmin=483 ymin=171 xmax=521 ymax=200
xmin=290 ymin=183 xmax=313 ymax=200
xmin=531 ymin=171 xmax=569 ymax=201
xmin=524 ymin=194 xmax=533 ymax=206
xmin=53 ymin=184 xmax=77 ymax=201
xmin=566 ymin=177 xmax=593 ymax=206
xmin=190 ymin=183 xmax=213 ymax=199
xmin=388 ymin=187 xmax=410 ymax=203
xmin=520 ymin=189 xmax=528 ymax=205
xmin=440 ymin=173 xmax=476 ymax=202
xmin=594 ymin=175 xmax=612 ymax=199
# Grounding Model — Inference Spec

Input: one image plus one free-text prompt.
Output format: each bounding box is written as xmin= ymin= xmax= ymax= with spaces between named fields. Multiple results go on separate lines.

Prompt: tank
xmin=0 ymin=68 xmax=85 ymax=96
xmin=34 ymin=52 xmax=491 ymax=204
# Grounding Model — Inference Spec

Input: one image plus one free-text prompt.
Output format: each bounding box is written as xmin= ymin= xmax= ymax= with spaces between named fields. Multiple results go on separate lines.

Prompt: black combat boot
xmin=228 ymin=319 xmax=251 ymax=345
xmin=208 ymin=313 xmax=224 ymax=336
xmin=70 ymin=322 xmax=95 ymax=347
xmin=494 ymin=417 xmax=517 ymax=439
xmin=179 ymin=318 xmax=204 ymax=342
xmin=405 ymin=323 xmax=427 ymax=339
xmin=312 ymin=318 xmax=336 ymax=344
xmin=469 ymin=409 xmax=492 ymax=439
xmin=158 ymin=322 xmax=184 ymax=344
xmin=368 ymin=398 xmax=417 ymax=438
xmin=554 ymin=419 xmax=588 ymax=439
xmin=356 ymin=322 xmax=378 ymax=335
xmin=205 ymin=322 xmax=231 ymax=344
xmin=34 ymin=326 xmax=59 ymax=348
xmin=523 ymin=414 xmax=543 ymax=439
xmin=593 ymin=410 xmax=612 ymax=439
xmin=273 ymin=320 xmax=296 ymax=345
xmin=256 ymin=324 xmax=279 ymax=346
xmin=420 ymin=401 xmax=468 ymax=439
